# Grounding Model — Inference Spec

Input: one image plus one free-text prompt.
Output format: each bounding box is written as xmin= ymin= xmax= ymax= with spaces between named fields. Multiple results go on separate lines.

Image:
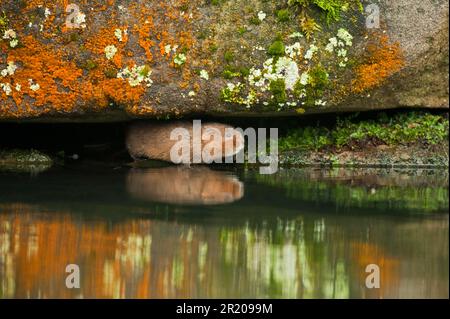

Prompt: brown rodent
xmin=126 ymin=121 xmax=244 ymax=163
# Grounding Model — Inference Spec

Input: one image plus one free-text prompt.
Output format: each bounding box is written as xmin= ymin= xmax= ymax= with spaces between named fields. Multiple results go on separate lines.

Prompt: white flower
xmin=289 ymin=32 xmax=303 ymax=38
xmin=104 ymin=45 xmax=117 ymax=60
xmin=315 ymin=99 xmax=327 ymax=106
xmin=164 ymin=44 xmax=172 ymax=55
xmin=9 ymin=39 xmax=19 ymax=48
xmin=188 ymin=91 xmax=196 ymax=97
xmin=275 ymin=57 xmax=299 ymax=90
xmin=304 ymin=44 xmax=318 ymax=60
xmin=114 ymin=29 xmax=123 ymax=42
xmin=6 ymin=61 xmax=17 ymax=75
xmin=285 ymin=42 xmax=301 ymax=58
xmin=337 ymin=48 xmax=347 ymax=57
xmin=174 ymin=53 xmax=186 ymax=66
xmin=29 ymin=79 xmax=40 ymax=91
xmin=325 ymin=37 xmax=338 ymax=53
xmin=299 ymin=72 xmax=309 ymax=86
xmin=3 ymin=29 xmax=16 ymax=39
xmin=117 ymin=65 xmax=153 ymax=87
xmin=337 ymin=28 xmax=353 ymax=46
xmin=1 ymin=83 xmax=12 ymax=96
xmin=15 ymin=83 xmax=21 ymax=91
xmin=200 ymin=70 xmax=209 ymax=80
xmin=1 ymin=61 xmax=17 ymax=77
xmin=74 ymin=12 xmax=86 ymax=27
xmin=44 ymin=8 xmax=51 ymax=18
xmin=257 ymin=11 xmax=266 ymax=21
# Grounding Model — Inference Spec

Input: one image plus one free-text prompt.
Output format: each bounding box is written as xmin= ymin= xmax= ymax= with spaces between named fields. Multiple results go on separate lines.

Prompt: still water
xmin=0 ymin=164 xmax=448 ymax=299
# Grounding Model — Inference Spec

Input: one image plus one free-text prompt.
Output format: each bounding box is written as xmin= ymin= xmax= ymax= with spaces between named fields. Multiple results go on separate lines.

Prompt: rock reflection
xmin=0 ymin=203 xmax=447 ymax=299
xmin=126 ymin=167 xmax=244 ymax=205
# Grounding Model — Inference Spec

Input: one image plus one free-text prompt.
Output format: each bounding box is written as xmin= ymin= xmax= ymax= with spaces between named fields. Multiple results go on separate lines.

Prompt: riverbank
xmin=278 ymin=112 xmax=449 ymax=167
xmin=0 ymin=111 xmax=448 ymax=172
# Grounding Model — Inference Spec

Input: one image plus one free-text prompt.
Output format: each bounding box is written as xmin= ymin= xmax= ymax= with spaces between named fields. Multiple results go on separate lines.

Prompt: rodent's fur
xmin=126 ymin=121 xmax=244 ymax=163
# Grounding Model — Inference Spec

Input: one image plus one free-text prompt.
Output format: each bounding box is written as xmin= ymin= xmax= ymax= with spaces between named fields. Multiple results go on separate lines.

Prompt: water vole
xmin=126 ymin=121 xmax=244 ymax=163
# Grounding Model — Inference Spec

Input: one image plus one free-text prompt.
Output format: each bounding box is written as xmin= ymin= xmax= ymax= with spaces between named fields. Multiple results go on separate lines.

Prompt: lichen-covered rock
xmin=0 ymin=149 xmax=53 ymax=172
xmin=0 ymin=0 xmax=448 ymax=121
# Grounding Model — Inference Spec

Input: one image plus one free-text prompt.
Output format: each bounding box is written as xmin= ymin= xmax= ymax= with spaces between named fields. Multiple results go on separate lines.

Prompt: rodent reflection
xmin=126 ymin=166 xmax=244 ymax=205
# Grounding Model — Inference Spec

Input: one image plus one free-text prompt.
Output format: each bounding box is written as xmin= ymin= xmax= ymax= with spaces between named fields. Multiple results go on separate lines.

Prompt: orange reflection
xmin=126 ymin=167 xmax=244 ymax=205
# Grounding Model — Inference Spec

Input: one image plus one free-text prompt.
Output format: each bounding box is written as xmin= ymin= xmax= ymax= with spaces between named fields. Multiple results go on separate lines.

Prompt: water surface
xmin=0 ymin=165 xmax=448 ymax=299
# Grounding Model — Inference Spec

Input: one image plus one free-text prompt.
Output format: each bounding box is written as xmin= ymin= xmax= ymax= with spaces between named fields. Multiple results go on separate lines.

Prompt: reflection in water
xmin=256 ymin=168 xmax=449 ymax=213
xmin=126 ymin=167 xmax=244 ymax=205
xmin=0 ymin=168 xmax=448 ymax=299
xmin=0 ymin=204 xmax=448 ymax=299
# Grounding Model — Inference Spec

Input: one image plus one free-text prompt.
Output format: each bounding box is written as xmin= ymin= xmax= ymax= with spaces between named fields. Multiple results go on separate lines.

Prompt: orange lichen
xmin=351 ymin=34 xmax=404 ymax=94
xmin=0 ymin=0 xmax=203 ymax=119
xmin=85 ymin=26 xmax=128 ymax=69
xmin=3 ymin=36 xmax=82 ymax=112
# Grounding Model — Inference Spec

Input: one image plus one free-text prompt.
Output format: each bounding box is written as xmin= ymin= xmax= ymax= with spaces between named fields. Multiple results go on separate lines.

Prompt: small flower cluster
xmin=117 ymin=65 xmax=153 ymax=87
xmin=1 ymin=61 xmax=18 ymax=96
xmin=257 ymin=11 xmax=267 ymax=21
xmin=3 ymin=29 xmax=18 ymax=48
xmin=221 ymin=82 xmax=257 ymax=108
xmin=114 ymin=28 xmax=127 ymax=42
xmin=174 ymin=53 xmax=186 ymax=66
xmin=104 ymin=45 xmax=118 ymax=60
xmin=325 ymin=28 xmax=353 ymax=67
xmin=304 ymin=44 xmax=318 ymax=60
xmin=1 ymin=61 xmax=17 ymax=78
xmin=29 ymin=79 xmax=40 ymax=92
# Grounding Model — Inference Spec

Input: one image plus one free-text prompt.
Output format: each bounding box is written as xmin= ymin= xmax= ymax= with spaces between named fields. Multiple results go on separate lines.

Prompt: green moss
xmin=224 ymin=51 xmax=235 ymax=63
xmin=280 ymin=126 xmax=332 ymax=151
xmin=237 ymin=26 xmax=248 ymax=35
xmin=309 ymin=64 xmax=329 ymax=89
xmin=139 ymin=65 xmax=151 ymax=77
xmin=250 ymin=15 xmax=261 ymax=25
xmin=221 ymin=83 xmax=246 ymax=105
xmin=104 ymin=68 xmax=118 ymax=78
xmin=279 ymin=112 xmax=449 ymax=152
xmin=333 ymin=112 xmax=449 ymax=147
xmin=222 ymin=65 xmax=250 ymax=80
xmin=0 ymin=11 xmax=8 ymax=33
xmin=269 ymin=79 xmax=287 ymax=105
xmin=294 ymin=64 xmax=329 ymax=107
xmin=268 ymin=40 xmax=285 ymax=57
xmin=239 ymin=67 xmax=250 ymax=77
xmin=210 ymin=0 xmax=224 ymax=5
xmin=223 ymin=69 xmax=241 ymax=79
xmin=83 ymin=59 xmax=98 ymax=71
xmin=209 ymin=44 xmax=218 ymax=53
xmin=288 ymin=0 xmax=363 ymax=24
xmin=277 ymin=9 xmax=290 ymax=22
